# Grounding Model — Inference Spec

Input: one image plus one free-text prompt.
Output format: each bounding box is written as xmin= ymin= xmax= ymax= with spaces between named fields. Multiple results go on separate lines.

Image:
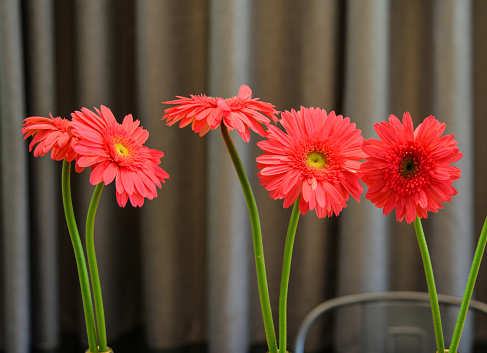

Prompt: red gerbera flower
xmin=361 ymin=112 xmax=462 ymax=223
xmin=162 ymin=84 xmax=278 ymax=142
xmin=256 ymin=107 xmax=366 ymax=218
xmin=71 ymin=106 xmax=170 ymax=207
xmin=22 ymin=114 xmax=84 ymax=171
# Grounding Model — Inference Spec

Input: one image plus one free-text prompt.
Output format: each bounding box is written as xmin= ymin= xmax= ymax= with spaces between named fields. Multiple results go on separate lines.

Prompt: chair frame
xmin=294 ymin=291 xmax=487 ymax=353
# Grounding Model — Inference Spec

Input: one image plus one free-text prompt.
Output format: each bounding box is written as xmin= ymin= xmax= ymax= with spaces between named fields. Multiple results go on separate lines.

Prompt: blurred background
xmin=1 ymin=0 xmax=487 ymax=352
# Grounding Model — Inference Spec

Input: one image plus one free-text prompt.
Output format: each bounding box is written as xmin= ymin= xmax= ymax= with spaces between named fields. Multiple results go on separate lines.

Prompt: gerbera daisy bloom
xmin=361 ymin=112 xmax=462 ymax=223
xmin=22 ymin=114 xmax=84 ymax=171
xmin=162 ymin=84 xmax=278 ymax=142
xmin=71 ymin=106 xmax=170 ymax=207
xmin=256 ymin=107 xmax=366 ymax=218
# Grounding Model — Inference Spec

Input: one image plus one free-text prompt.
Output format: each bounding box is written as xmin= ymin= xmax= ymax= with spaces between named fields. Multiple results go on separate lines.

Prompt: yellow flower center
xmin=115 ymin=142 xmax=130 ymax=157
xmin=306 ymin=152 xmax=326 ymax=169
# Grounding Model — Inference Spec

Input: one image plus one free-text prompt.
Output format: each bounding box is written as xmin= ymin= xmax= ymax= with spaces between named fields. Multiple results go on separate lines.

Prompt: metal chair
xmin=294 ymin=291 xmax=487 ymax=353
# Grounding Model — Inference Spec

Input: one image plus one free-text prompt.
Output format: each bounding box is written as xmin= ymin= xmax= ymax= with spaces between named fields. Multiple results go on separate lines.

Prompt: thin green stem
xmin=449 ymin=216 xmax=487 ymax=353
xmin=413 ymin=216 xmax=444 ymax=353
xmin=279 ymin=198 xmax=300 ymax=353
xmin=220 ymin=126 xmax=278 ymax=353
xmin=86 ymin=183 xmax=107 ymax=352
xmin=61 ymin=160 xmax=98 ymax=352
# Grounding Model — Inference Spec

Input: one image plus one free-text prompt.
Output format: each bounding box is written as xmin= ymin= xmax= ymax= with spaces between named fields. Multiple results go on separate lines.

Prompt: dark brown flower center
xmin=401 ymin=157 xmax=417 ymax=177
xmin=384 ymin=141 xmax=435 ymax=196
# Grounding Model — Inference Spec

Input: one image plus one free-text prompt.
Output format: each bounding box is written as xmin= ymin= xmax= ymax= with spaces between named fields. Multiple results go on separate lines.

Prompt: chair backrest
xmin=294 ymin=291 xmax=487 ymax=353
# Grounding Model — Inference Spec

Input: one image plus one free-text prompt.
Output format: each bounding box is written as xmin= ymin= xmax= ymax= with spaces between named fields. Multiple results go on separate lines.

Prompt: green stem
xmin=449 ymin=216 xmax=487 ymax=353
xmin=86 ymin=183 xmax=107 ymax=352
xmin=220 ymin=126 xmax=278 ymax=353
xmin=61 ymin=160 xmax=98 ymax=352
xmin=413 ymin=216 xmax=444 ymax=353
xmin=279 ymin=198 xmax=300 ymax=353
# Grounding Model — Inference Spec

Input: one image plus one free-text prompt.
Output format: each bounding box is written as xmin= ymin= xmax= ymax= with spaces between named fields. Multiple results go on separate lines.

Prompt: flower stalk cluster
xmin=163 ymin=92 xmax=367 ymax=353
xmin=22 ymin=107 xmax=169 ymax=352
xmin=220 ymin=125 xmax=278 ymax=352
xmin=163 ymin=88 xmax=484 ymax=353
xmin=360 ymin=113 xmax=485 ymax=353
xmin=22 ymin=85 xmax=485 ymax=353
xmin=61 ymin=160 xmax=98 ymax=351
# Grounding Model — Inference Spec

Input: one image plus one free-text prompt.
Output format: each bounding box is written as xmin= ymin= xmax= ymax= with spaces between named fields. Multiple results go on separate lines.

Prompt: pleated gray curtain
xmin=1 ymin=0 xmax=487 ymax=353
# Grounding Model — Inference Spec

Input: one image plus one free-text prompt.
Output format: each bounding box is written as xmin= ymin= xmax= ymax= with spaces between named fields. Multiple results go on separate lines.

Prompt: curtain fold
xmin=338 ymin=0 xmax=390 ymax=296
xmin=207 ymin=1 xmax=255 ymax=352
xmin=335 ymin=2 xmax=390 ymax=351
xmin=136 ymin=1 xmax=209 ymax=350
xmin=0 ymin=1 xmax=30 ymax=352
xmin=1 ymin=1 xmax=487 ymax=352
xmin=473 ymin=0 xmax=487 ymax=344
xmin=430 ymin=0 xmax=475 ymax=349
xmin=25 ymin=0 xmax=59 ymax=350
xmin=430 ymin=0 xmax=474 ymax=296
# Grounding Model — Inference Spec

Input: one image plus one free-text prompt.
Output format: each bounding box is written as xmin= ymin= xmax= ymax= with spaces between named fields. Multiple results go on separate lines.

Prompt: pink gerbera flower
xmin=162 ymin=84 xmax=278 ymax=142
xmin=71 ymin=106 xmax=170 ymax=207
xmin=22 ymin=114 xmax=84 ymax=171
xmin=361 ymin=112 xmax=462 ymax=223
xmin=256 ymin=107 xmax=366 ymax=218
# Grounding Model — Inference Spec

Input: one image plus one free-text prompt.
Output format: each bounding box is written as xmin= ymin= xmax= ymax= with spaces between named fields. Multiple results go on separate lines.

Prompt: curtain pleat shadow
xmin=25 ymin=0 xmax=59 ymax=350
xmin=136 ymin=1 xmax=209 ymax=351
xmin=0 ymin=1 xmax=30 ymax=352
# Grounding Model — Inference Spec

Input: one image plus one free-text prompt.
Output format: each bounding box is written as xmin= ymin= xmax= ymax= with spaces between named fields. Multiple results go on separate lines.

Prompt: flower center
xmin=115 ymin=142 xmax=130 ymax=157
xmin=110 ymin=136 xmax=136 ymax=165
xmin=384 ymin=141 xmax=434 ymax=195
xmin=401 ymin=157 xmax=417 ymax=177
xmin=290 ymin=140 xmax=343 ymax=183
xmin=306 ymin=152 xmax=327 ymax=169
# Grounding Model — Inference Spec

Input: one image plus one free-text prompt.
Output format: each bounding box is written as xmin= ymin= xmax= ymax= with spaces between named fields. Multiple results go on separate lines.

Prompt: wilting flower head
xmin=361 ymin=112 xmax=462 ymax=223
xmin=71 ymin=106 xmax=170 ymax=207
xmin=257 ymin=107 xmax=366 ymax=218
xmin=22 ymin=114 xmax=83 ymax=170
xmin=162 ymin=84 xmax=278 ymax=142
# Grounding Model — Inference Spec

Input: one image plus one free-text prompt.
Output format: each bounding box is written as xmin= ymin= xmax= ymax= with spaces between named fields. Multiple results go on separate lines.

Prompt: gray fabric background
xmin=1 ymin=0 xmax=487 ymax=352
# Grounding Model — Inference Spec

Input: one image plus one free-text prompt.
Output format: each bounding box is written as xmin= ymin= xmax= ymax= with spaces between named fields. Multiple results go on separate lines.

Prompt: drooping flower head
xmin=71 ymin=106 xmax=170 ymax=207
xmin=256 ymin=107 xmax=366 ymax=218
xmin=361 ymin=112 xmax=462 ymax=223
xmin=162 ymin=84 xmax=278 ymax=142
xmin=22 ymin=114 xmax=84 ymax=171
